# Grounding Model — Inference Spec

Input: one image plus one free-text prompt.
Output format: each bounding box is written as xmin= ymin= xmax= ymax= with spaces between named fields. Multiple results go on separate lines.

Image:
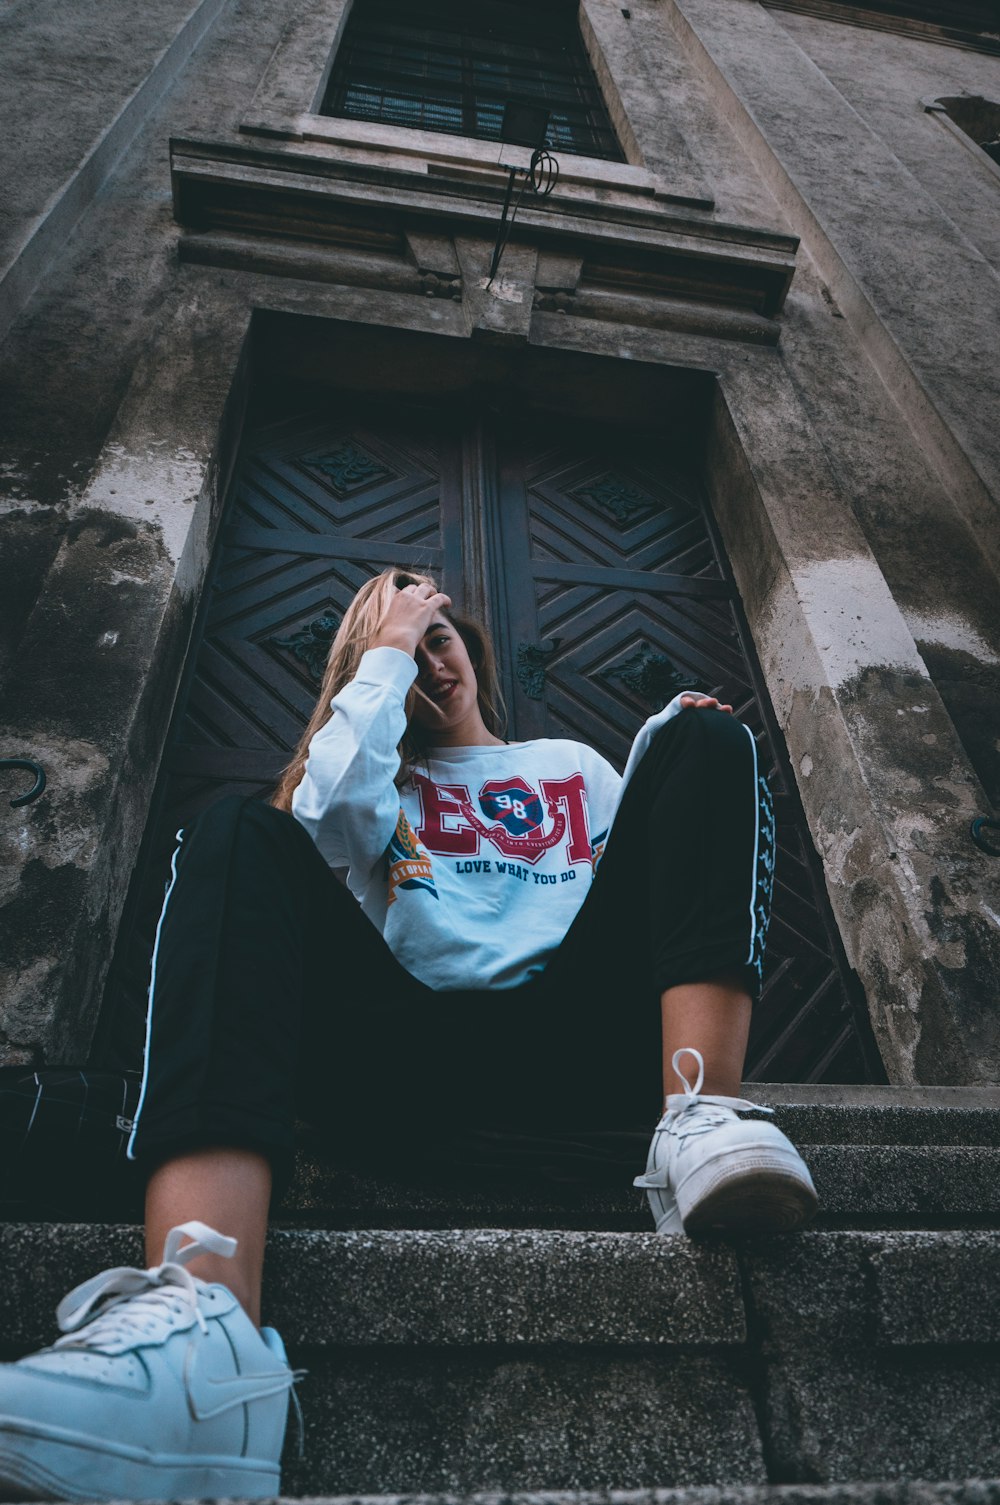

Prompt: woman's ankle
xmin=144 ymin=1147 xmax=272 ymax=1332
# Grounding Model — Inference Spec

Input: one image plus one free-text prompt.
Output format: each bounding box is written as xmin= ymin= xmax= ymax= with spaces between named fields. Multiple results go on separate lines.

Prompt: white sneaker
xmin=635 ymin=1048 xmax=818 ymax=1235
xmin=0 ymin=1220 xmax=296 ymax=1502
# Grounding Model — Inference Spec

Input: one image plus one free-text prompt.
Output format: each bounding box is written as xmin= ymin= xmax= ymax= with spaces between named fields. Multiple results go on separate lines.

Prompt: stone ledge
xmin=6 ymin=1139 xmax=1000 ymax=1228
xmin=7 ymin=1087 xmax=1000 ymax=1231
xmin=742 ymin=1232 xmax=1000 ymax=1480
xmin=871 ymin=1233 xmax=1000 ymax=1345
xmin=4 ymin=1228 xmax=1000 ymax=1491
xmin=743 ymin=1229 xmax=1000 ymax=1344
xmin=75 ymin=1485 xmax=1000 ymax=1505
xmin=6 ymin=1226 xmax=1000 ymax=1353
xmin=263 ymin=1229 xmax=744 ymax=1348
xmin=17 ymin=1478 xmax=1000 ymax=1504
xmin=279 ymin=1141 xmax=1000 ymax=1224
xmin=283 ymin=1353 xmax=767 ymax=1494
xmin=168 ymin=136 xmax=799 ymax=321
xmin=0 ymin=1225 xmax=745 ymax=1350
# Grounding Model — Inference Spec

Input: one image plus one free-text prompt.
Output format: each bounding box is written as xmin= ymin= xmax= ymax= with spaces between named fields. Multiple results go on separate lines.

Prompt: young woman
xmin=0 ymin=568 xmax=817 ymax=1502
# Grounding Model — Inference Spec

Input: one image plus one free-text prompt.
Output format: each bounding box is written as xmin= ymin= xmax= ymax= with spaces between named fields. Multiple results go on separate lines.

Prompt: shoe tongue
xmin=668 ymin=1093 xmax=737 ymax=1115
xmin=689 ymin=1101 xmax=738 ymax=1121
xmin=668 ymin=1090 xmax=767 ymax=1116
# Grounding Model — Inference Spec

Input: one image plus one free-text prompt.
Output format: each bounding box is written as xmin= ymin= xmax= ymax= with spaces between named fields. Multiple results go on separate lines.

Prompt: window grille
xmin=322 ymin=0 xmax=624 ymax=162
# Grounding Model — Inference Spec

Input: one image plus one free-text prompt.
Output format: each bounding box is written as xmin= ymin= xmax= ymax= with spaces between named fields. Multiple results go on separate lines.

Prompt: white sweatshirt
xmin=292 ymin=646 xmax=692 ymax=991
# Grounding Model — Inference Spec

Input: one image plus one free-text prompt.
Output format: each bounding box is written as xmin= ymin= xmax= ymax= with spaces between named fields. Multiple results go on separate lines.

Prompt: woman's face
xmin=410 ymin=615 xmax=484 ymax=744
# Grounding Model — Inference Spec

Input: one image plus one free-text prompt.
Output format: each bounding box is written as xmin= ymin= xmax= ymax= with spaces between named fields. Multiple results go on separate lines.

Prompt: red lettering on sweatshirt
xmin=413 ymin=773 xmax=479 ymax=855
xmin=412 ymin=769 xmax=592 ymax=865
xmin=539 ymin=773 xmax=592 ymax=863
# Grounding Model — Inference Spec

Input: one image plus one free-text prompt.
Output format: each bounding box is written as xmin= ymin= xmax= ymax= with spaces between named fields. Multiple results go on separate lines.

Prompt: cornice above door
xmin=170 ymin=136 xmax=799 ymax=347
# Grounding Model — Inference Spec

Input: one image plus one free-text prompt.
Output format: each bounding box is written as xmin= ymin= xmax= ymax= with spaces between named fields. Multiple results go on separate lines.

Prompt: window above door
xmin=320 ymin=0 xmax=624 ymax=161
xmin=925 ymin=95 xmax=1000 ymax=185
xmin=233 ymin=0 xmax=716 ymax=209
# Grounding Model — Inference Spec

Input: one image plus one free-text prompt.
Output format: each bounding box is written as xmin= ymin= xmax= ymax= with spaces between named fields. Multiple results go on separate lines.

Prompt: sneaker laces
xmin=53 ymin=1220 xmax=238 ymax=1353
xmin=664 ymin=1047 xmax=772 ymax=1136
xmin=288 ymin=1373 xmax=308 ymax=1459
xmin=635 ymin=1048 xmax=772 ymax=1188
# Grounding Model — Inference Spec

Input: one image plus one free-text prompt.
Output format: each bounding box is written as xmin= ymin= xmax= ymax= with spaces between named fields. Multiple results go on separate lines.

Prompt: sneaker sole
xmin=0 ymin=1420 xmax=280 ymax=1503
xmin=679 ymin=1152 xmax=819 ymax=1235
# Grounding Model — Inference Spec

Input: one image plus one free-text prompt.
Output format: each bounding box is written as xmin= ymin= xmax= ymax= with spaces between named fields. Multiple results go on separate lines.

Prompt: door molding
xmin=15 ymin=303 xmax=992 ymax=1087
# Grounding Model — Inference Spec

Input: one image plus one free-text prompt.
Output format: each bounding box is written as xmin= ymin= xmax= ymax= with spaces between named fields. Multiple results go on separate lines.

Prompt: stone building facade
xmin=2 ymin=0 xmax=999 ymax=1089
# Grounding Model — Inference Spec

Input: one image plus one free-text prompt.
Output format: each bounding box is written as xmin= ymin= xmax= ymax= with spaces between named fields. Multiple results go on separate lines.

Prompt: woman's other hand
xmin=370 ymin=582 xmax=453 ymax=659
xmin=679 ymin=693 xmax=734 ymax=715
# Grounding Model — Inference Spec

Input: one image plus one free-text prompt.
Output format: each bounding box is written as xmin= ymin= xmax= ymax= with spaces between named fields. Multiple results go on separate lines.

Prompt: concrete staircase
xmin=2 ymin=1085 xmax=1000 ymax=1497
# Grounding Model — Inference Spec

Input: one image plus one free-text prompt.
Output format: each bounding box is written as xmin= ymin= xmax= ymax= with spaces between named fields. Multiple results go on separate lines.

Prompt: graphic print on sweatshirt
xmin=411 ymin=770 xmax=594 ymax=867
xmin=386 ymin=809 xmax=438 ymax=905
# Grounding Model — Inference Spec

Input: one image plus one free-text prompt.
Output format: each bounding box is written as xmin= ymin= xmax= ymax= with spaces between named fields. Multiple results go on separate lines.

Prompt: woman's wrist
xmin=369 ymin=631 xmax=417 ymax=658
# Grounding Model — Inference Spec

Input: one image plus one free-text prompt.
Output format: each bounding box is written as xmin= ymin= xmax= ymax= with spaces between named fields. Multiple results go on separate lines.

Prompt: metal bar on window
xmin=322 ymin=0 xmax=624 ymax=162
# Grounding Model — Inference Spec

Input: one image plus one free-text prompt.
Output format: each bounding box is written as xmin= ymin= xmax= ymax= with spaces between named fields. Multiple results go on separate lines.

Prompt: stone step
xmin=5 ymin=1486 xmax=1000 ymax=1505
xmin=39 ymin=1486 xmax=1000 ymax=1505
xmin=5 ymin=1087 xmax=1000 ymax=1227
xmin=269 ymin=1084 xmax=1000 ymax=1231
xmin=282 ymin=1086 xmax=1000 ymax=1227
xmin=280 ymin=1141 xmax=1000 ymax=1228
xmin=745 ymin=1083 xmax=1000 ymax=1143
xmin=5 ymin=1141 xmax=1000 ymax=1227
xmin=3 ymin=1223 xmax=1000 ymax=1493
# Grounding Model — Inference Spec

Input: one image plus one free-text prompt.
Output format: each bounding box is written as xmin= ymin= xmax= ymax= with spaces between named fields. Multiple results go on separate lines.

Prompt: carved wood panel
xmin=489 ymin=414 xmax=879 ymax=1083
xmin=98 ymin=400 xmax=458 ymax=1065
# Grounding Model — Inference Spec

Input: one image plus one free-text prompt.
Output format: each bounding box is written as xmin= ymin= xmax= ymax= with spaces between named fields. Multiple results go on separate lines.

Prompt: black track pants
xmin=128 ymin=709 xmax=774 ymax=1186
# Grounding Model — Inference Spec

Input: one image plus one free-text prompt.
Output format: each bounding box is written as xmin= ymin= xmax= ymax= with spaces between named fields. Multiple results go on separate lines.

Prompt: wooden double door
xmin=100 ymin=389 xmax=882 ymax=1083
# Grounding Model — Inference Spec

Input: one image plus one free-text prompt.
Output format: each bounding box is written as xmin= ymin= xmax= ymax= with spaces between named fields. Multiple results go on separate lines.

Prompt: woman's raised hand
xmin=370 ymin=582 xmax=453 ymax=659
xmin=679 ymin=693 xmax=734 ymax=715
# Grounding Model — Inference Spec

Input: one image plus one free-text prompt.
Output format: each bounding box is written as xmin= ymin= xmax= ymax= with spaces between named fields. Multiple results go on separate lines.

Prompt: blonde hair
xmin=271 ymin=567 xmax=505 ymax=811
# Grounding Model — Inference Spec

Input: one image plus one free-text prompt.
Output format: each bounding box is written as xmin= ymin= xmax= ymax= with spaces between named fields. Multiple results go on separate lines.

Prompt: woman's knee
xmin=193 ymin=792 xmax=295 ymax=833
xmin=650 ymin=705 xmax=751 ymax=760
xmin=171 ymin=794 xmax=332 ymax=927
xmin=187 ymin=793 xmax=315 ymax=861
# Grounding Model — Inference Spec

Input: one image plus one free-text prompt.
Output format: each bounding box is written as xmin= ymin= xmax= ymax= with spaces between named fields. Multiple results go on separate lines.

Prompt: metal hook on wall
xmin=971 ymin=816 xmax=1000 ymax=856
xmin=1 ymin=758 xmax=47 ymax=808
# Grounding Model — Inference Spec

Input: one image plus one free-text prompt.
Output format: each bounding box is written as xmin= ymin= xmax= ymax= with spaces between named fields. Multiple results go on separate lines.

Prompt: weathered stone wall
xmin=0 ymin=0 xmax=300 ymax=1060
xmin=763 ymin=8 xmax=1000 ymax=805
xmin=656 ymin=0 xmax=1000 ymax=808
xmin=1 ymin=0 xmax=998 ymax=1080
